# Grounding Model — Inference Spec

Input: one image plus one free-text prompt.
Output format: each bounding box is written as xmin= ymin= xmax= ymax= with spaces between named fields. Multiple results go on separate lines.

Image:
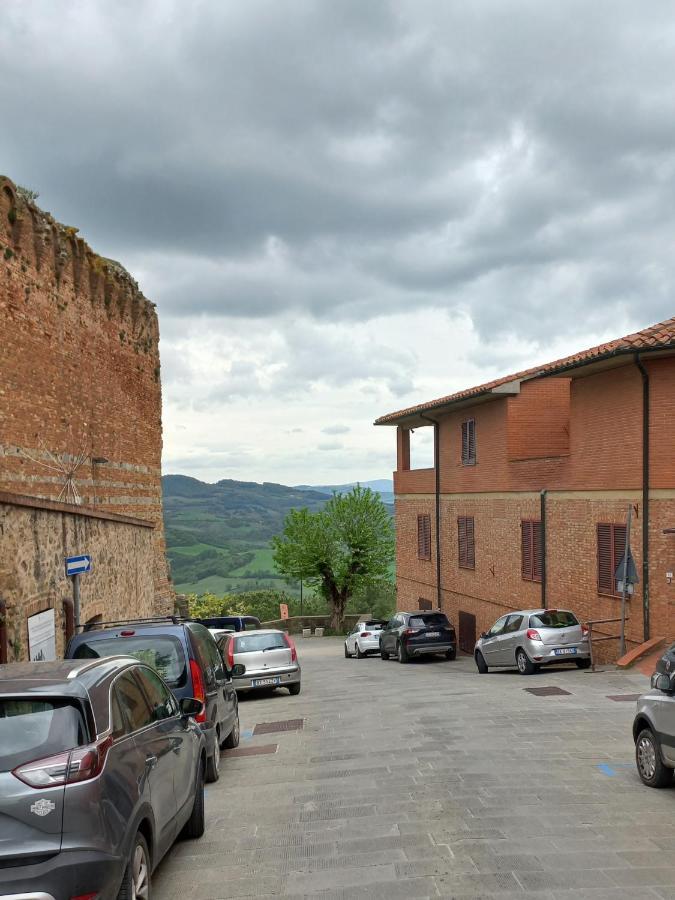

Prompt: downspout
xmin=419 ymin=413 xmax=442 ymax=610
xmin=62 ymin=597 xmax=75 ymax=648
xmin=635 ymin=353 xmax=650 ymax=641
xmin=0 ymin=598 xmax=7 ymax=664
xmin=540 ymin=490 xmax=547 ymax=607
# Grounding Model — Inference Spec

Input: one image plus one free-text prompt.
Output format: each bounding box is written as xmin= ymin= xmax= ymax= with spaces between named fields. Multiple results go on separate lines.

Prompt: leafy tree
xmin=272 ymin=486 xmax=395 ymax=631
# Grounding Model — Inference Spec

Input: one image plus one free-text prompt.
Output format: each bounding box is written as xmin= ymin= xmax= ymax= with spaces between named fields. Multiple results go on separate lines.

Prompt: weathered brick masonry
xmin=378 ymin=319 xmax=675 ymax=661
xmin=0 ymin=176 xmax=172 ymax=658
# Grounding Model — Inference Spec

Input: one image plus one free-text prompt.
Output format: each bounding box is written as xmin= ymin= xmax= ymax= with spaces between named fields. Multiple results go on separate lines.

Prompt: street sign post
xmin=614 ymin=508 xmax=638 ymax=657
xmin=280 ymin=603 xmax=289 ymax=620
xmin=65 ymin=555 xmax=92 ymax=629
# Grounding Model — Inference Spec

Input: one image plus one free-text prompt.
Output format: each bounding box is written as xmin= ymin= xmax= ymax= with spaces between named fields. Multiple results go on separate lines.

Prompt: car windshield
xmin=529 ymin=610 xmax=579 ymax=629
xmin=73 ymin=635 xmax=187 ymax=687
xmin=409 ymin=614 xmax=448 ymax=628
xmin=362 ymin=622 xmax=383 ymax=630
xmin=0 ymin=698 xmax=87 ymax=772
xmin=234 ymin=633 xmax=287 ymax=653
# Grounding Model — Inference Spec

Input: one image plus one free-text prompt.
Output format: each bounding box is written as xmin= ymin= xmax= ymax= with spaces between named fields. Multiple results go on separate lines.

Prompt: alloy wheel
xmin=637 ymin=735 xmax=657 ymax=780
xmin=132 ymin=842 xmax=149 ymax=900
xmin=517 ymin=651 xmax=527 ymax=673
xmin=213 ymin=739 xmax=220 ymax=774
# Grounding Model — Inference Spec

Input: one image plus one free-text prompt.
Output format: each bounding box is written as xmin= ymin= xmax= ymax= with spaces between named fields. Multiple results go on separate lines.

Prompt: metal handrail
xmin=585 ymin=616 xmax=629 ymax=671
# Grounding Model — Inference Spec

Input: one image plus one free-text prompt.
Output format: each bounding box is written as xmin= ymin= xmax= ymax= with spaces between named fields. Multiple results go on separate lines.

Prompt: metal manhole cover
xmin=607 ymin=693 xmax=641 ymax=702
xmin=223 ymin=743 xmax=278 ymax=757
xmin=524 ymin=686 xmax=571 ymax=696
xmin=253 ymin=718 xmax=304 ymax=735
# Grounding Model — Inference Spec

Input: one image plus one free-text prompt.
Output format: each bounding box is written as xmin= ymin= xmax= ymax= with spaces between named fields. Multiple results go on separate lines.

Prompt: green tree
xmin=272 ymin=486 xmax=394 ymax=631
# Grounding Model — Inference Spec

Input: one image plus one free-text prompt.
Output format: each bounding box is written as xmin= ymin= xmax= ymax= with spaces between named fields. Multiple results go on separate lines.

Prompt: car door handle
xmin=145 ymin=755 xmax=158 ymax=770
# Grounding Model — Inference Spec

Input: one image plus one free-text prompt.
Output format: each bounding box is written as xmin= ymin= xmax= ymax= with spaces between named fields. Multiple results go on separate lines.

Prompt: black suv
xmin=66 ymin=617 xmax=239 ymax=783
xmin=379 ymin=611 xmax=457 ymax=663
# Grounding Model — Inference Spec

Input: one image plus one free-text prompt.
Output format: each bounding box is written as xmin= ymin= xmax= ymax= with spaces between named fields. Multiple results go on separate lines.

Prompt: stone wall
xmin=0 ymin=494 xmax=156 ymax=661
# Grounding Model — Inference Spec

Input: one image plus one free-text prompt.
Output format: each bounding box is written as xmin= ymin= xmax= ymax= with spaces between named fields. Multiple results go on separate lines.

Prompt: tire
xmin=397 ymin=641 xmax=409 ymax=664
xmin=117 ymin=832 xmax=151 ymax=900
xmin=445 ymin=648 xmax=457 ymax=661
xmin=380 ymin=644 xmax=389 ymax=660
xmin=636 ymin=728 xmax=673 ymax=788
xmin=288 ymin=682 xmax=301 ymax=696
xmin=205 ymin=737 xmax=220 ymax=783
xmin=475 ymin=651 xmax=488 ymax=674
xmin=576 ymin=658 xmax=591 ymax=670
xmin=516 ymin=648 xmax=536 ymax=676
xmin=223 ymin=710 xmax=240 ymax=749
xmin=356 ymin=643 xmax=366 ymax=659
xmin=181 ymin=761 xmax=205 ymax=839
xmin=344 ymin=643 xmax=351 ymax=658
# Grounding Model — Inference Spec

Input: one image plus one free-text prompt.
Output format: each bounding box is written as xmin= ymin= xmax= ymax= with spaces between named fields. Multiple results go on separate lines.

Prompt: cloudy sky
xmin=3 ymin=1 xmax=674 ymax=485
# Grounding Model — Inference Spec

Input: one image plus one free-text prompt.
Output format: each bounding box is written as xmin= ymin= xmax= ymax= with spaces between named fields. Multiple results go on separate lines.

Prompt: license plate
xmin=252 ymin=677 xmax=281 ymax=687
xmin=425 ymin=632 xmax=440 ymax=638
xmin=554 ymin=648 xmax=577 ymax=656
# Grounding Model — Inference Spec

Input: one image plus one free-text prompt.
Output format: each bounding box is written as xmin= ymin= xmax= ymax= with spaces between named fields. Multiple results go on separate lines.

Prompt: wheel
xmin=205 ymin=737 xmax=220 ymax=783
xmin=117 ymin=831 xmax=151 ymax=900
xmin=636 ymin=728 xmax=673 ymax=788
xmin=181 ymin=760 xmax=205 ymax=839
xmin=445 ymin=648 xmax=457 ymax=661
xmin=475 ymin=651 xmax=488 ymax=674
xmin=576 ymin=658 xmax=591 ymax=669
xmin=344 ymin=643 xmax=351 ymax=658
xmin=380 ymin=644 xmax=389 ymax=660
xmin=356 ymin=643 xmax=366 ymax=659
xmin=288 ymin=682 xmax=301 ymax=696
xmin=397 ymin=641 xmax=409 ymax=664
xmin=516 ymin=648 xmax=536 ymax=675
xmin=223 ymin=710 xmax=240 ymax=749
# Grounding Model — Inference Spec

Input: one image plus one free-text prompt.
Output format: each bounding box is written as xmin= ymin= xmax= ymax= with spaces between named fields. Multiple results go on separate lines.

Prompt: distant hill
xmin=295 ymin=479 xmax=394 ymax=505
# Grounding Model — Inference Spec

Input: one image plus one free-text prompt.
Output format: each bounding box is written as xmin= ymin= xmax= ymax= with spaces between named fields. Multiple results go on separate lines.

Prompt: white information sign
xmin=28 ymin=609 xmax=57 ymax=662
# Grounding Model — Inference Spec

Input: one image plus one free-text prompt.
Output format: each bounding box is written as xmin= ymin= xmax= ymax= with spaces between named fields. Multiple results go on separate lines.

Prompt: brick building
xmin=0 ymin=176 xmax=172 ymax=661
xmin=376 ymin=318 xmax=675 ymax=661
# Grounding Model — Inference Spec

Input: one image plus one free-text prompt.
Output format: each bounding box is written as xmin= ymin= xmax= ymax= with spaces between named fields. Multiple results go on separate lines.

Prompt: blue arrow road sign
xmin=65 ymin=555 xmax=92 ymax=577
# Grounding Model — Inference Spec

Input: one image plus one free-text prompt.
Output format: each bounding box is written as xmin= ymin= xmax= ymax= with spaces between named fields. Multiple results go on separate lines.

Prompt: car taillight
xmin=189 ymin=659 xmax=207 ymax=723
xmin=360 ymin=632 xmax=372 ymax=638
xmin=403 ymin=628 xmax=419 ymax=636
xmin=13 ymin=736 xmax=112 ymax=788
xmin=226 ymin=639 xmax=234 ymax=669
xmin=581 ymin=624 xmax=589 ymax=637
xmin=526 ymin=629 xmax=542 ymax=641
xmin=283 ymin=633 xmax=298 ymax=662
xmin=120 ymin=630 xmax=135 ymax=636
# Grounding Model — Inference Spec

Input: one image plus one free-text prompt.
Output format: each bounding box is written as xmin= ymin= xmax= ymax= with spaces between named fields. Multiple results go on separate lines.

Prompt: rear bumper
xmin=357 ymin=638 xmax=381 ymax=653
xmin=528 ymin=641 xmax=590 ymax=663
xmin=0 ymin=849 xmax=123 ymax=900
xmin=407 ymin=642 xmax=455 ymax=657
xmin=233 ymin=665 xmax=301 ymax=691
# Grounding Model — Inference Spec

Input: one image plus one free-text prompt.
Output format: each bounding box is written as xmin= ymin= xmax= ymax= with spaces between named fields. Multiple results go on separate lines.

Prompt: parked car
xmin=195 ymin=615 xmax=261 ymax=632
xmin=379 ymin=612 xmax=457 ymax=663
xmin=474 ymin=608 xmax=591 ymax=675
xmin=0 ymin=656 xmax=206 ymax=900
xmin=217 ymin=629 xmax=301 ymax=695
xmin=651 ymin=641 xmax=675 ymax=687
xmin=344 ymin=620 xmax=387 ymax=658
xmin=634 ymin=673 xmax=675 ymax=787
xmin=67 ymin=617 xmax=240 ymax=783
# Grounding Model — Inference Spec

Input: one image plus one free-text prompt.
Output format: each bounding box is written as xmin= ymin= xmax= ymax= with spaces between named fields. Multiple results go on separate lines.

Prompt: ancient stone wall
xmin=0 ymin=175 xmax=172 ymax=618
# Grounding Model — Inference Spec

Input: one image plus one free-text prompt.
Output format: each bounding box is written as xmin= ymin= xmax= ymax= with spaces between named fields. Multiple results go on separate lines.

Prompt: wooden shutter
xmin=521 ymin=520 xmax=543 ymax=582
xmin=532 ymin=521 xmax=543 ymax=582
xmin=597 ymin=522 xmax=627 ymax=595
xmin=461 ymin=419 xmax=476 ymax=465
xmin=417 ymin=514 xmax=431 ymax=560
xmin=521 ymin=521 xmax=533 ymax=579
xmin=466 ymin=516 xmax=475 ymax=567
xmin=613 ymin=525 xmax=627 ymax=589
xmin=458 ymin=516 xmax=475 ymax=568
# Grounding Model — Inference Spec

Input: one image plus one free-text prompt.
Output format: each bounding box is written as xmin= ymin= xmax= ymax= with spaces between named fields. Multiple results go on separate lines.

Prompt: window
xmin=461 ymin=419 xmax=476 ymax=465
xmin=0 ymin=699 xmax=86 ymax=772
xmin=504 ymin=614 xmax=524 ymax=634
xmin=597 ymin=523 xmax=627 ymax=596
xmin=418 ymin=597 xmax=433 ymax=611
xmin=234 ymin=633 xmax=287 ymax=653
xmin=136 ymin=667 xmax=179 ymax=722
xmin=417 ymin=514 xmax=431 ymax=560
xmin=458 ymin=516 xmax=475 ymax=569
xmin=409 ymin=613 xmax=449 ymax=628
xmin=529 ymin=610 xmax=579 ymax=629
xmin=114 ymin=671 xmax=153 ymax=734
xmin=521 ymin=520 xmax=543 ymax=582
xmin=486 ymin=615 xmax=509 ymax=638
xmin=73 ymin=634 xmax=187 ymax=688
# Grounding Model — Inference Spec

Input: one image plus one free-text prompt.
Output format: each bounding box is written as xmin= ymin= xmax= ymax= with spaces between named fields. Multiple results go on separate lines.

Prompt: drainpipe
xmin=62 ymin=597 xmax=75 ymax=648
xmin=0 ymin=598 xmax=7 ymax=664
xmin=635 ymin=353 xmax=650 ymax=641
xmin=540 ymin=490 xmax=547 ymax=607
xmin=420 ymin=413 xmax=442 ymax=610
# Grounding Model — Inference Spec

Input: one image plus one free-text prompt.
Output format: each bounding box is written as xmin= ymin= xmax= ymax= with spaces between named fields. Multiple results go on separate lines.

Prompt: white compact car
xmin=344 ymin=620 xmax=387 ymax=658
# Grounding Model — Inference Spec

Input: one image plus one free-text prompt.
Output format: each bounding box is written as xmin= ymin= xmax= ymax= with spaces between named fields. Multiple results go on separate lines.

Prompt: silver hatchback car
xmin=634 ymin=673 xmax=675 ymax=787
xmin=218 ymin=629 xmax=301 ymax=695
xmin=474 ymin=608 xmax=590 ymax=675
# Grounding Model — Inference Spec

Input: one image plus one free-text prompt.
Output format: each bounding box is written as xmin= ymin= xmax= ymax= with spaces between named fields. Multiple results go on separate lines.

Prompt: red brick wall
xmin=0 ymin=177 xmax=172 ymax=608
xmin=507 ymin=378 xmax=570 ymax=461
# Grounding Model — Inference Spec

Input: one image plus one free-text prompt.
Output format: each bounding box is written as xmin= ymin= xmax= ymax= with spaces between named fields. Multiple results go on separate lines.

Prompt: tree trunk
xmin=328 ymin=588 xmax=349 ymax=632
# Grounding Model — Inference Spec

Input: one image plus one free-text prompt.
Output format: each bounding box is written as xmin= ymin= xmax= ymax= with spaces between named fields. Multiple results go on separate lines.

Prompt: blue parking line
xmin=597 ymin=763 xmax=616 ymax=776
xmin=242 ymin=729 xmax=254 ymax=741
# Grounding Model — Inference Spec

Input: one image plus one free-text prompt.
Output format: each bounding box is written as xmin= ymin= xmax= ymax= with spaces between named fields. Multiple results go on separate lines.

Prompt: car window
xmin=409 ymin=614 xmax=449 ymax=628
xmin=504 ymin=615 xmax=524 ymax=634
xmin=111 ymin=689 xmax=126 ymax=740
xmin=73 ymin=634 xmax=187 ymax=687
xmin=234 ymin=633 xmax=287 ymax=653
xmin=188 ymin=624 xmax=224 ymax=684
xmin=487 ymin=615 xmax=509 ymax=637
xmin=0 ymin=698 xmax=87 ymax=772
xmin=115 ymin=671 xmax=153 ymax=733
xmin=529 ymin=610 xmax=579 ymax=629
xmin=136 ymin=667 xmax=179 ymax=721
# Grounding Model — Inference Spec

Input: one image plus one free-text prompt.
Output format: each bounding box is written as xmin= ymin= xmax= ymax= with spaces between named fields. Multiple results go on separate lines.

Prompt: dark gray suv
xmin=0 ymin=656 xmax=207 ymax=900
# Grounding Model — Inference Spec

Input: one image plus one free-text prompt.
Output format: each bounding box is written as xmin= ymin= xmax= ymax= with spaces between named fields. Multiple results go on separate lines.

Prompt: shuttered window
xmin=418 ymin=597 xmax=432 ymax=611
xmin=597 ymin=523 xmax=627 ymax=596
xmin=417 ymin=514 xmax=431 ymax=560
xmin=461 ymin=419 xmax=476 ymax=465
xmin=458 ymin=516 xmax=475 ymax=569
xmin=521 ymin=520 xmax=543 ymax=582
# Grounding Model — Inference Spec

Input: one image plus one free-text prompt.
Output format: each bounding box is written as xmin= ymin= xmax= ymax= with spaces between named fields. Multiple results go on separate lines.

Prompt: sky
xmin=2 ymin=1 xmax=675 ymax=485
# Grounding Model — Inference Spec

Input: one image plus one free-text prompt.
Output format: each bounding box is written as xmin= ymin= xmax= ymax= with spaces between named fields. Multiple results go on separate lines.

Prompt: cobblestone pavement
xmin=154 ymin=637 xmax=675 ymax=899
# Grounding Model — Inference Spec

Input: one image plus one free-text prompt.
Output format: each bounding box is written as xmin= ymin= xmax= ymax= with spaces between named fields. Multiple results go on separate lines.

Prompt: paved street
xmin=154 ymin=638 xmax=675 ymax=899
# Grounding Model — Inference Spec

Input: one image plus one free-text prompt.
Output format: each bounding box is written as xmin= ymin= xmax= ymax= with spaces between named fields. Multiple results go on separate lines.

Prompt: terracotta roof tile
xmin=375 ymin=315 xmax=675 ymax=425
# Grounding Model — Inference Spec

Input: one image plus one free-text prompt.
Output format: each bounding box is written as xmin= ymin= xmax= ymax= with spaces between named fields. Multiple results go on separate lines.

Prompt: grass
xmin=228 ymin=546 xmax=276 ymax=575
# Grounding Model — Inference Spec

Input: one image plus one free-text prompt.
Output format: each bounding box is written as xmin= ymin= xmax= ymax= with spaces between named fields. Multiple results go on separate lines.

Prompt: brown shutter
xmin=597 ymin=523 xmax=613 ymax=594
xmin=532 ymin=521 xmax=543 ymax=583
xmin=417 ymin=514 xmax=431 ymax=560
xmin=458 ymin=516 xmax=467 ymax=566
xmin=466 ymin=516 xmax=475 ymax=567
xmin=521 ymin=521 xmax=532 ymax=580
xmin=459 ymin=516 xmax=475 ymax=568
xmin=461 ymin=419 xmax=476 ymax=465
xmin=613 ymin=525 xmax=627 ymax=588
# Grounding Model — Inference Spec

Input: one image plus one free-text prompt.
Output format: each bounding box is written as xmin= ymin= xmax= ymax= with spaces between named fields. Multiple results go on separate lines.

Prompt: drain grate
xmin=524 ymin=686 xmax=571 ymax=696
xmin=253 ymin=718 xmax=304 ymax=735
xmin=607 ymin=693 xmax=641 ymax=702
xmin=223 ymin=743 xmax=278 ymax=757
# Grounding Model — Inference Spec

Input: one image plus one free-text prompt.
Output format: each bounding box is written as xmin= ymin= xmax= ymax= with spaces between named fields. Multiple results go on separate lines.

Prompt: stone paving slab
xmin=153 ymin=639 xmax=675 ymax=899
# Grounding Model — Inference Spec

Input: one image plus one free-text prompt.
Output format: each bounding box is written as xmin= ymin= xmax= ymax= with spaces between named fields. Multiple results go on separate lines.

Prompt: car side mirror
xmin=655 ymin=674 xmax=673 ymax=694
xmin=180 ymin=697 xmax=205 ymax=719
xmin=480 ymin=632 xmax=487 ymax=639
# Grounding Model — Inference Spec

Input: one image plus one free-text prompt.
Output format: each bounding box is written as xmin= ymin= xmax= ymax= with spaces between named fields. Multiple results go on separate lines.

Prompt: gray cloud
xmin=322 ymin=425 xmax=350 ymax=435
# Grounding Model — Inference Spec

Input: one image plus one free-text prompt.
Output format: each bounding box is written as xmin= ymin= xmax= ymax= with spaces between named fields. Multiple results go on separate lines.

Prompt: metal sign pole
xmin=620 ymin=505 xmax=632 ymax=657
xmin=72 ymin=573 xmax=81 ymax=631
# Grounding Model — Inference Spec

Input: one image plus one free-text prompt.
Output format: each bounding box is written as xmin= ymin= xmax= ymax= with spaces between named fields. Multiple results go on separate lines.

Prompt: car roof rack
xmin=81 ymin=615 xmax=189 ymax=632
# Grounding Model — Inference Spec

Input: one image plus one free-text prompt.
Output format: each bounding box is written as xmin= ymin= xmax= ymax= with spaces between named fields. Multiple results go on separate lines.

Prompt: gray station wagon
xmin=0 ymin=656 xmax=206 ymax=900
xmin=634 ymin=673 xmax=675 ymax=788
